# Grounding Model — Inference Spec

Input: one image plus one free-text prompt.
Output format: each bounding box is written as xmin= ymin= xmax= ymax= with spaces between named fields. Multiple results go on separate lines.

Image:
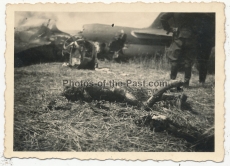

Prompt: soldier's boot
xmin=170 ymin=62 xmax=178 ymax=80
xmin=197 ymin=46 xmax=212 ymax=84
xmin=199 ymin=61 xmax=208 ymax=84
xmin=184 ymin=65 xmax=192 ymax=88
xmin=198 ymin=82 xmax=205 ymax=87
xmin=95 ymin=62 xmax=99 ymax=68
xmin=184 ymin=79 xmax=190 ymax=88
xmin=170 ymin=62 xmax=183 ymax=92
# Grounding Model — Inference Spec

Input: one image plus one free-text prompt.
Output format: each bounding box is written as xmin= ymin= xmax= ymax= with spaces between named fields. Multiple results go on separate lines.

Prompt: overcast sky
xmin=15 ymin=12 xmax=159 ymax=32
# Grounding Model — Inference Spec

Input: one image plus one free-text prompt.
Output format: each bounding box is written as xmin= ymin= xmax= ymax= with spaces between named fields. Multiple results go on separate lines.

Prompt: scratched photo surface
xmin=13 ymin=11 xmax=216 ymax=152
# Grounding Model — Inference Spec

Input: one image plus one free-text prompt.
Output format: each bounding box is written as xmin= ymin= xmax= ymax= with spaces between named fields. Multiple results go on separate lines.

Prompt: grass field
xmin=13 ymin=59 xmax=215 ymax=152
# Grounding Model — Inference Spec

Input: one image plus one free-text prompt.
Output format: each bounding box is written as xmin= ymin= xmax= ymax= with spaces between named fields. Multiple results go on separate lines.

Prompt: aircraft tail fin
xmin=148 ymin=13 xmax=165 ymax=29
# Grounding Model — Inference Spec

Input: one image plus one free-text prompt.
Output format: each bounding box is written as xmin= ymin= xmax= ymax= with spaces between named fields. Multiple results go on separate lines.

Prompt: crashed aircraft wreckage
xmin=14 ymin=18 xmax=99 ymax=69
xmin=14 ymin=13 xmax=215 ymax=74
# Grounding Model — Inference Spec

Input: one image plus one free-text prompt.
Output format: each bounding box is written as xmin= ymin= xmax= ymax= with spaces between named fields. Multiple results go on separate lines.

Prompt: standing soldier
xmin=161 ymin=13 xmax=198 ymax=87
xmin=195 ymin=13 xmax=215 ymax=85
xmin=118 ymin=29 xmax=127 ymax=51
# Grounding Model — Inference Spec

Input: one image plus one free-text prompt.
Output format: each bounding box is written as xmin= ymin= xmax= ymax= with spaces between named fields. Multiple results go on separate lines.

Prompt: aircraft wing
xmin=131 ymin=28 xmax=172 ymax=39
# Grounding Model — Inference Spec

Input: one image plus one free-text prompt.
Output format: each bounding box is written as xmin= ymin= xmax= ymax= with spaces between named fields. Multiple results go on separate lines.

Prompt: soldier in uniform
xmin=109 ymin=30 xmax=127 ymax=59
xmin=161 ymin=13 xmax=199 ymax=87
xmin=63 ymin=38 xmax=98 ymax=70
xmin=118 ymin=29 xmax=127 ymax=52
xmin=195 ymin=13 xmax=215 ymax=84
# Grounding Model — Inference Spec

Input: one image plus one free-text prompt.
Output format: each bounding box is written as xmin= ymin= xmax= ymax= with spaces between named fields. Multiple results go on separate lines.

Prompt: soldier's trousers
xmin=197 ymin=44 xmax=213 ymax=83
xmin=167 ymin=37 xmax=197 ymax=84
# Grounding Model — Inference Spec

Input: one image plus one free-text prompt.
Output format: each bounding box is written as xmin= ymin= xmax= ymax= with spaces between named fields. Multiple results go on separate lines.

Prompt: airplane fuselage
xmin=82 ymin=24 xmax=171 ymax=58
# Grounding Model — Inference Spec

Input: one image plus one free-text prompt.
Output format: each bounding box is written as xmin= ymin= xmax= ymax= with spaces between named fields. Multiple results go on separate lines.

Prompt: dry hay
xmin=46 ymin=82 xmax=214 ymax=151
xmin=13 ymin=62 xmax=214 ymax=152
xmin=14 ymin=98 xmax=191 ymax=151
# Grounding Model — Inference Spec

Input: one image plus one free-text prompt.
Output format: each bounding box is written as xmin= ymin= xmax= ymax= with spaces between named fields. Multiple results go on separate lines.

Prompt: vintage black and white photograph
xmin=12 ymin=10 xmax=217 ymax=152
xmin=4 ymin=3 xmax=225 ymax=160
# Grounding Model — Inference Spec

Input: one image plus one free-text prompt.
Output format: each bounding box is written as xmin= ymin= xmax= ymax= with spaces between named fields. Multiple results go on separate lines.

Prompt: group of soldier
xmin=160 ymin=13 xmax=215 ymax=87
